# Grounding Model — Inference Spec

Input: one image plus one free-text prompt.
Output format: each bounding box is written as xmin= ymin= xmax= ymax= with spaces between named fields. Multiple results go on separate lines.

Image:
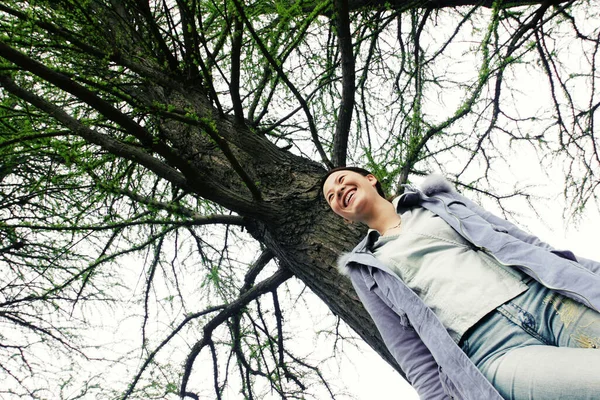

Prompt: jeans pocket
xmin=497 ymin=302 xmax=549 ymax=345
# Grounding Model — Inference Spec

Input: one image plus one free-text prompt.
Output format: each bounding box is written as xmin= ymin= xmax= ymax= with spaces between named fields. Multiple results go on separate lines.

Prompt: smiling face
xmin=322 ymin=170 xmax=380 ymax=222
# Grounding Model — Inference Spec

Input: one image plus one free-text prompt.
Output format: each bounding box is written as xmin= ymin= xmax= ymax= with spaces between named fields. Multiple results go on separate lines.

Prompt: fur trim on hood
xmin=419 ymin=173 xmax=455 ymax=196
xmin=337 ymin=252 xmax=353 ymax=276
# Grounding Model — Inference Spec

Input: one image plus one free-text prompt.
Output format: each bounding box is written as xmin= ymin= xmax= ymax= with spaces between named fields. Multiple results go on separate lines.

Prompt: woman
xmin=322 ymin=167 xmax=600 ymax=400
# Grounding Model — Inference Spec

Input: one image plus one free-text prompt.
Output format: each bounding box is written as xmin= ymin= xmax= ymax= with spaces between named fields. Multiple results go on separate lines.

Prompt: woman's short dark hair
xmin=320 ymin=166 xmax=386 ymax=199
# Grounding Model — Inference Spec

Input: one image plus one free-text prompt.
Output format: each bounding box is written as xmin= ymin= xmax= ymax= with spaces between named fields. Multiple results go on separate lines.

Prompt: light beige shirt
xmin=372 ymin=207 xmax=528 ymax=342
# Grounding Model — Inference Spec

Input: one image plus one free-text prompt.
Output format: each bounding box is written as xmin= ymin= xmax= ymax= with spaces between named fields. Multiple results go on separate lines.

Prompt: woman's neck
xmin=364 ymin=198 xmax=401 ymax=235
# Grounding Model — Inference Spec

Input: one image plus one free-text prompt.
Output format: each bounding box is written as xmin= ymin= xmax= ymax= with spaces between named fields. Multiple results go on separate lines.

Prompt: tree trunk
xmin=154 ymin=84 xmax=403 ymax=374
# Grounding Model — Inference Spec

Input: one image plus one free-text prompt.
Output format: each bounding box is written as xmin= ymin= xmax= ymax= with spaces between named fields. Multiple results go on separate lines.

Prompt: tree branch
xmin=331 ymin=0 xmax=356 ymax=167
xmin=121 ymin=304 xmax=226 ymax=400
xmin=0 ymin=73 xmax=189 ymax=189
xmin=0 ymin=40 xmax=157 ymax=148
xmin=230 ymin=0 xmax=333 ymax=169
xmin=230 ymin=16 xmax=245 ymax=123
xmin=180 ymin=267 xmax=293 ymax=397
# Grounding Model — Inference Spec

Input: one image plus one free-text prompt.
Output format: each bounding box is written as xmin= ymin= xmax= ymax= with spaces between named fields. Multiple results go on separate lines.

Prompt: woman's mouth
xmin=343 ymin=189 xmax=356 ymax=207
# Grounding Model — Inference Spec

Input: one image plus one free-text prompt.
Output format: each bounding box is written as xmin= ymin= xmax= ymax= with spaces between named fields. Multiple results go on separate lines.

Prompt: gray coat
xmin=338 ymin=175 xmax=600 ymax=399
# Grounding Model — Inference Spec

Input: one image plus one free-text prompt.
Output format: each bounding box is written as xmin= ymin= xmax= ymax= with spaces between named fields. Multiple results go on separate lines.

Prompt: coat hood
xmin=419 ymin=174 xmax=455 ymax=196
xmin=337 ymin=252 xmax=353 ymax=276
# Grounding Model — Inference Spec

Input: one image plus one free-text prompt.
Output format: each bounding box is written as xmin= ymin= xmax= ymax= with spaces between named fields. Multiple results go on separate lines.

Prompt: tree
xmin=0 ymin=0 xmax=598 ymax=398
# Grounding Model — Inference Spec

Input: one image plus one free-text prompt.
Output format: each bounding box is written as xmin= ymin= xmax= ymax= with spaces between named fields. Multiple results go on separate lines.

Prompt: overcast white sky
xmin=4 ymin=5 xmax=597 ymax=400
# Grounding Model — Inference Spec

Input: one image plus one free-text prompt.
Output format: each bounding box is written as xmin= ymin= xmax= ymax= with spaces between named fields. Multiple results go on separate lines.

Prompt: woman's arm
xmin=348 ymin=266 xmax=450 ymax=399
xmin=569 ymin=255 xmax=600 ymax=275
xmin=449 ymin=191 xmax=600 ymax=275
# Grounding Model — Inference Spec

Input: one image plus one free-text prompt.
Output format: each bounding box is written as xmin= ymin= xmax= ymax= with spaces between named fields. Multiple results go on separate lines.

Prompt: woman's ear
xmin=366 ymin=174 xmax=378 ymax=186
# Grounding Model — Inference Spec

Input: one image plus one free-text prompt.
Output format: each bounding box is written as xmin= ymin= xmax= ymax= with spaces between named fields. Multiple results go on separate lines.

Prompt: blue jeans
xmin=460 ymin=280 xmax=600 ymax=399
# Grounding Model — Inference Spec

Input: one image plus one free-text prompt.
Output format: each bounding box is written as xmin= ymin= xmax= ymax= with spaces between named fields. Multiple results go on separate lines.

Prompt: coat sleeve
xmin=453 ymin=192 xmax=600 ymax=275
xmin=349 ymin=267 xmax=450 ymax=400
xmin=569 ymin=255 xmax=600 ymax=275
